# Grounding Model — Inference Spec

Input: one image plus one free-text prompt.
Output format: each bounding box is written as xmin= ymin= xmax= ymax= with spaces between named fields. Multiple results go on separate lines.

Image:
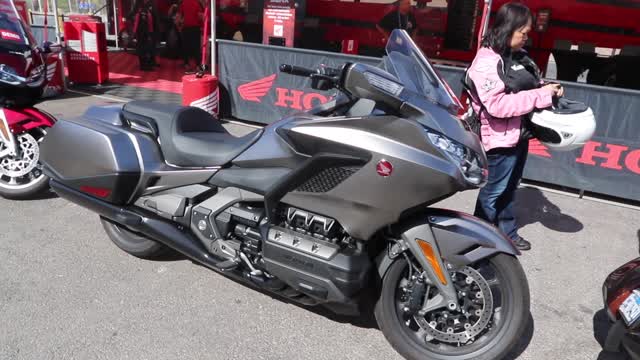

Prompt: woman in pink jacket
xmin=468 ymin=2 xmax=563 ymax=251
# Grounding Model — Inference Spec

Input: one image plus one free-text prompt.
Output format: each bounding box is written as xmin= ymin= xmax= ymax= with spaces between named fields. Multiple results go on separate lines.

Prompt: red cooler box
xmin=64 ymin=15 xmax=109 ymax=85
xmin=182 ymin=74 xmax=219 ymax=117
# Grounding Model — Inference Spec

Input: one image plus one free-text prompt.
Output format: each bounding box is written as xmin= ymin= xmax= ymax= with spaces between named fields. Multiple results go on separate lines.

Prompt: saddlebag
xmin=40 ymin=104 xmax=158 ymax=205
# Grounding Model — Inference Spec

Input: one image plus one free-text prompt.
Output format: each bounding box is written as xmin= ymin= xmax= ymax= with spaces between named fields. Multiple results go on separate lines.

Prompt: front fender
xmin=377 ymin=208 xmax=519 ymax=279
xmin=3 ymin=107 xmax=56 ymax=132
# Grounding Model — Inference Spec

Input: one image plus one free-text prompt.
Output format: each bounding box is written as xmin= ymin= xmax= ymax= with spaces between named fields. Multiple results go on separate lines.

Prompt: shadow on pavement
xmin=190 ymin=260 xmax=379 ymax=329
xmin=11 ymin=189 xmax=58 ymax=201
xmin=593 ymin=309 xmax=630 ymax=360
xmin=504 ymin=312 xmax=535 ymax=360
xmin=516 ymin=187 xmax=584 ymax=233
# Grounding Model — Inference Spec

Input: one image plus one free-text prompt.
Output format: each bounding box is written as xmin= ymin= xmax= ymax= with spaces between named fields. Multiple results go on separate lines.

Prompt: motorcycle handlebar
xmin=279 ymin=64 xmax=316 ymax=77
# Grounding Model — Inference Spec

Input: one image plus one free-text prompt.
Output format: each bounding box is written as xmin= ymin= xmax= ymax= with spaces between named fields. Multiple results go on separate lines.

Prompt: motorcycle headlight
xmin=425 ymin=129 xmax=487 ymax=186
xmin=0 ymin=64 xmax=21 ymax=85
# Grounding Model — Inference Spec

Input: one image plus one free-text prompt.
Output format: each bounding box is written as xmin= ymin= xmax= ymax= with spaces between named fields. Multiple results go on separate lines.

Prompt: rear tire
xmin=100 ymin=217 xmax=171 ymax=259
xmin=375 ymin=253 xmax=530 ymax=360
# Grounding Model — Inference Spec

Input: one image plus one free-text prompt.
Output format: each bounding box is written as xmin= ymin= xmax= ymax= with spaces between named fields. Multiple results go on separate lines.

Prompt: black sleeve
xmin=378 ymin=10 xmax=397 ymax=32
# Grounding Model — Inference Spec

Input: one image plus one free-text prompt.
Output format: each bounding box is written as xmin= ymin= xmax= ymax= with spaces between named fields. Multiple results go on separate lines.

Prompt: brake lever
xmin=310 ymin=73 xmax=335 ymax=81
xmin=310 ymin=73 xmax=338 ymax=91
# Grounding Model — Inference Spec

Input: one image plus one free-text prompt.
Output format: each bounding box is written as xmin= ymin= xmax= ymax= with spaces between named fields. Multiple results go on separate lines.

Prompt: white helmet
xmin=530 ymin=98 xmax=596 ymax=152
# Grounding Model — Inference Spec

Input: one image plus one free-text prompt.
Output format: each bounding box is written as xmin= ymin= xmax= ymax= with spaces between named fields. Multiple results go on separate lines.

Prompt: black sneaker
xmin=513 ymin=237 xmax=531 ymax=251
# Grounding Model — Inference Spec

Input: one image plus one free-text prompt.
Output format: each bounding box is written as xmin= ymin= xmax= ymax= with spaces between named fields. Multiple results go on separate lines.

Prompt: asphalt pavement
xmin=1 ymin=92 xmax=638 ymax=360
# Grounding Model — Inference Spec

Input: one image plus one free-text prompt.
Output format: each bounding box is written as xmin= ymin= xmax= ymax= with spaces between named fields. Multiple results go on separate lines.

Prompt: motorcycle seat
xmin=121 ymin=101 xmax=262 ymax=167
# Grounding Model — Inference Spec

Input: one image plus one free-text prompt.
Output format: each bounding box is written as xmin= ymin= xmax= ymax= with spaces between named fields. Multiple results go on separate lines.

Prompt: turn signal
xmin=607 ymin=289 xmax=631 ymax=321
xmin=416 ymin=239 xmax=448 ymax=285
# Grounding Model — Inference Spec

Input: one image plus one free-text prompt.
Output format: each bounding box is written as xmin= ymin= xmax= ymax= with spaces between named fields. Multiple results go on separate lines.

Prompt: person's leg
xmin=474 ymin=147 xmax=519 ymax=226
xmin=495 ymin=140 xmax=530 ymax=249
xmin=194 ymin=26 xmax=202 ymax=67
xmin=183 ymin=27 xmax=198 ymax=72
xmin=182 ymin=29 xmax=190 ymax=68
xmin=150 ymin=32 xmax=159 ymax=66
xmin=136 ymin=36 xmax=146 ymax=70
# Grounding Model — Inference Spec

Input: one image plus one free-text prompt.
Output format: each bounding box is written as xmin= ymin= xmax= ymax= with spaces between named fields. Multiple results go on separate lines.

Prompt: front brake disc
xmin=415 ymin=266 xmax=494 ymax=344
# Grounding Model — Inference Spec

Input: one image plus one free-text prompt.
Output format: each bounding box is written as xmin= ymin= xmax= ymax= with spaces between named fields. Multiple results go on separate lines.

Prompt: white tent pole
xmin=113 ymin=0 xmax=119 ymax=48
xmin=210 ymin=0 xmax=215 ymax=76
xmin=51 ymin=0 xmax=67 ymax=91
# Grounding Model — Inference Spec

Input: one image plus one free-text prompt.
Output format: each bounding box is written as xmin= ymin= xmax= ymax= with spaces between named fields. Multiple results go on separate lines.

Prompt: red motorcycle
xmin=0 ymin=8 xmax=60 ymax=199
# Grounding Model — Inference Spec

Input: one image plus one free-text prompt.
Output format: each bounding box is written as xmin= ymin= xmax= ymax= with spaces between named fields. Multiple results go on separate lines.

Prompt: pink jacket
xmin=467 ymin=47 xmax=554 ymax=151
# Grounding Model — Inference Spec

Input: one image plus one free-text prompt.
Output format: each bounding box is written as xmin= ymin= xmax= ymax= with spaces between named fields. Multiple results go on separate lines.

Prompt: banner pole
xmin=210 ymin=0 xmax=215 ymax=76
xmin=51 ymin=0 xmax=67 ymax=92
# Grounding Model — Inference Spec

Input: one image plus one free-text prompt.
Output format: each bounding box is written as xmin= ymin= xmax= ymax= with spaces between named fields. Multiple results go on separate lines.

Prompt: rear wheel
xmin=101 ymin=217 xmax=171 ymax=259
xmin=375 ymin=253 xmax=529 ymax=360
xmin=0 ymin=128 xmax=50 ymax=199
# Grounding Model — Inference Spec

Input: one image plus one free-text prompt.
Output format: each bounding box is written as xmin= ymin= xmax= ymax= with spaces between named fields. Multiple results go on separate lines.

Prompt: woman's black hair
xmin=482 ymin=2 xmax=533 ymax=55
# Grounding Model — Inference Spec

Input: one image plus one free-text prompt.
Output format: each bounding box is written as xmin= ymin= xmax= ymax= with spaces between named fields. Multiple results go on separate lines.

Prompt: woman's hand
xmin=543 ymin=83 xmax=564 ymax=97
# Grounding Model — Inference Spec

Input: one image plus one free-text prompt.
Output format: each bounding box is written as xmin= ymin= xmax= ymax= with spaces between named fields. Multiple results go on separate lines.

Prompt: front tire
xmin=375 ymin=253 xmax=530 ymax=360
xmin=0 ymin=128 xmax=50 ymax=200
xmin=101 ymin=217 xmax=171 ymax=259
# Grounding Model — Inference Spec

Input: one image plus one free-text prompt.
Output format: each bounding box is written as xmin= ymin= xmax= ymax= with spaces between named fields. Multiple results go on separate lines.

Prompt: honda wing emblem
xmin=237 ymin=74 xmax=277 ymax=102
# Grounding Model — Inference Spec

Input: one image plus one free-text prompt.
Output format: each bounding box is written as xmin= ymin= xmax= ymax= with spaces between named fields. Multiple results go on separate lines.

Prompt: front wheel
xmin=375 ymin=253 xmax=530 ymax=360
xmin=0 ymin=128 xmax=50 ymax=199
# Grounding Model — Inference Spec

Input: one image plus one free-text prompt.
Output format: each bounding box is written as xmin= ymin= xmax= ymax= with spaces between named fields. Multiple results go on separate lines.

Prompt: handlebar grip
xmin=279 ymin=64 xmax=316 ymax=77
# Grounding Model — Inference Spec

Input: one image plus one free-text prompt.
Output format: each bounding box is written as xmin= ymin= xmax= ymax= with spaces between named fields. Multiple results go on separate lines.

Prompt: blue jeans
xmin=474 ymin=140 xmax=528 ymax=240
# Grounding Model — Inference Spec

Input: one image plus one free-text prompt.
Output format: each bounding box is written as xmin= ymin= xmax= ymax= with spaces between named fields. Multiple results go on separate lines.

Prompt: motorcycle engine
xmin=216 ymin=204 xmax=352 ymax=266
xmin=193 ymin=202 xmax=369 ymax=305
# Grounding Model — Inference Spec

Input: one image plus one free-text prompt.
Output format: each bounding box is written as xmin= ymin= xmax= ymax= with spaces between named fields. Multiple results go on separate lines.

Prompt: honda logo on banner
xmin=529 ymin=139 xmax=640 ymax=175
xmin=238 ymin=74 xmax=277 ymax=102
xmin=237 ymin=75 xmax=331 ymax=110
xmin=576 ymin=141 xmax=640 ymax=174
xmin=528 ymin=139 xmax=552 ymax=158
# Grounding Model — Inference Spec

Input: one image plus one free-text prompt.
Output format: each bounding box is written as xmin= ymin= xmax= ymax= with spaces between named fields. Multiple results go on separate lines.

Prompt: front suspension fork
xmin=0 ymin=108 xmax=19 ymax=158
xmin=393 ymin=235 xmax=459 ymax=314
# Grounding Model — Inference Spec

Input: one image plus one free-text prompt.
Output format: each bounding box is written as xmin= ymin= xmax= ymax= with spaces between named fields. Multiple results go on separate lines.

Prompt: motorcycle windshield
xmin=385 ymin=30 xmax=461 ymax=113
xmin=0 ymin=0 xmax=32 ymax=49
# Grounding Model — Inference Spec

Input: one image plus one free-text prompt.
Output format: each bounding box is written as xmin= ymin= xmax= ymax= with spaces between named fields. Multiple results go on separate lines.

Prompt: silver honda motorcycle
xmin=41 ymin=30 xmax=529 ymax=360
